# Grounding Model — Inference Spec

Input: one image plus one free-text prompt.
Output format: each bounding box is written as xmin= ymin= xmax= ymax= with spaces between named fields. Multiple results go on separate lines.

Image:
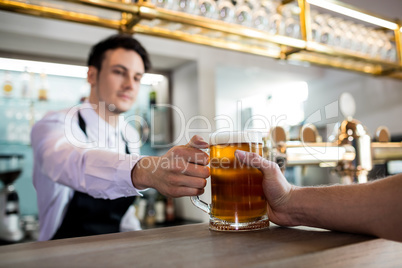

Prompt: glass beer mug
xmin=191 ymin=131 xmax=270 ymax=231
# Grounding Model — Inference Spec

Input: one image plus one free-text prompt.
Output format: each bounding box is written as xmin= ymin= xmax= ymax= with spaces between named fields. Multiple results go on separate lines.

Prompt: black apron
xmin=52 ymin=112 xmax=135 ymax=240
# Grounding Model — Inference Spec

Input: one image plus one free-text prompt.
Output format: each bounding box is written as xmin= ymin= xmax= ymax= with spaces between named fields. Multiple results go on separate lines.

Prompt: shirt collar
xmin=80 ymin=100 xmax=122 ymax=137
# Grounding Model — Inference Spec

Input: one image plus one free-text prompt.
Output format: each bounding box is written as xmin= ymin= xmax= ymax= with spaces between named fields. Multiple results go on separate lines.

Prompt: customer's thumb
xmin=185 ymin=135 xmax=209 ymax=149
xmin=235 ymin=150 xmax=278 ymax=173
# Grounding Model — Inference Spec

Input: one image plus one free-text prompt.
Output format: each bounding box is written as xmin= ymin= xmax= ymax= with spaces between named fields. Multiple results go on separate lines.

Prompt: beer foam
xmin=209 ymin=131 xmax=262 ymax=145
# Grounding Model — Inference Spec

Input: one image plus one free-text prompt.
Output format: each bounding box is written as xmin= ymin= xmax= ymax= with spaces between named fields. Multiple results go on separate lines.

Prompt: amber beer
xmin=208 ymin=131 xmax=269 ymax=231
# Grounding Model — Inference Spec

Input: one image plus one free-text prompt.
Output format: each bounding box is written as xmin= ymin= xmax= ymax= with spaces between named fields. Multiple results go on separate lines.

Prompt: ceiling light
xmin=0 ymin=57 xmax=87 ymax=78
xmin=0 ymin=57 xmax=165 ymax=85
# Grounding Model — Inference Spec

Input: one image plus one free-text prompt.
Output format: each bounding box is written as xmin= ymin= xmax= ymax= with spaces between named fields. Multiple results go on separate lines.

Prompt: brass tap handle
xmin=300 ymin=123 xmax=322 ymax=143
xmin=275 ymin=152 xmax=287 ymax=173
xmin=271 ymin=126 xmax=287 ymax=146
xmin=375 ymin=126 xmax=390 ymax=142
xmin=269 ymin=126 xmax=288 ymax=173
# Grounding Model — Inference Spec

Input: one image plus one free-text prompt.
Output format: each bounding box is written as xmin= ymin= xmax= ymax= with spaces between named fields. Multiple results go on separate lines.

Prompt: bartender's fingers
xmin=184 ymin=135 xmax=209 ymax=149
xmin=168 ymin=187 xmax=205 ymax=198
xmin=161 ymin=172 xmax=206 ymax=197
xmin=171 ymin=146 xmax=209 ymax=165
xmin=181 ymin=163 xmax=210 ymax=178
xmin=168 ymin=174 xmax=207 ymax=189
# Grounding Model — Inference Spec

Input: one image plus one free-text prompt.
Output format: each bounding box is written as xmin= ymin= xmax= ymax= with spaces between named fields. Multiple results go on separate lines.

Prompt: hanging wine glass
xmin=280 ymin=2 xmax=301 ymax=38
xmin=216 ymin=0 xmax=235 ymax=23
xmin=234 ymin=0 xmax=253 ymax=27
xmin=251 ymin=1 xmax=269 ymax=31
xmin=195 ymin=0 xmax=218 ymax=19
xmin=172 ymin=0 xmax=197 ymax=13
xmin=150 ymin=0 xmax=174 ymax=9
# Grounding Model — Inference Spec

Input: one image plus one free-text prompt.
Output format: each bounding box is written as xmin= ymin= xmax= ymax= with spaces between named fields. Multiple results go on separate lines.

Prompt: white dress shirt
xmin=31 ymin=101 xmax=143 ymax=241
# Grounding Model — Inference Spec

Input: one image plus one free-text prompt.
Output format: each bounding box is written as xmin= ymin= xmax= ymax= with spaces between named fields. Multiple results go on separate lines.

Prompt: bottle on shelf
xmin=135 ymin=196 xmax=148 ymax=224
xmin=166 ymin=197 xmax=175 ymax=223
xmin=2 ymin=71 xmax=14 ymax=97
xmin=149 ymin=86 xmax=157 ymax=107
xmin=38 ymin=71 xmax=48 ymax=101
xmin=140 ymin=111 xmax=150 ymax=144
xmin=145 ymin=190 xmax=157 ymax=227
xmin=145 ymin=202 xmax=156 ymax=227
xmin=29 ymin=71 xmax=36 ymax=101
xmin=20 ymin=67 xmax=30 ymax=99
xmin=154 ymin=193 xmax=167 ymax=224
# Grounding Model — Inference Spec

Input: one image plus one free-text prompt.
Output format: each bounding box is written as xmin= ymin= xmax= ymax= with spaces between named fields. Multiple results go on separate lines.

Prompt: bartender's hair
xmin=87 ymin=34 xmax=151 ymax=72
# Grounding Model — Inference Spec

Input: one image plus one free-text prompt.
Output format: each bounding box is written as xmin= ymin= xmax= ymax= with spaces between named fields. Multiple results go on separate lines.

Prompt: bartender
xmin=31 ymin=34 xmax=209 ymax=241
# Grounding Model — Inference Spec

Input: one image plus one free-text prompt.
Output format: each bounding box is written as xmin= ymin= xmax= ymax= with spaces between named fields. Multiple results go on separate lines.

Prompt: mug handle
xmin=190 ymin=147 xmax=211 ymax=214
xmin=190 ymin=195 xmax=210 ymax=214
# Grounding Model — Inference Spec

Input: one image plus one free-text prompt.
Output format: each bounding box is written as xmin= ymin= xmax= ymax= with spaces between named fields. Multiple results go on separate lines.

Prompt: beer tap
xmin=331 ymin=117 xmax=373 ymax=184
xmin=263 ymin=92 xmax=402 ymax=184
xmin=263 ymin=123 xmax=356 ymax=176
xmin=330 ymin=93 xmax=402 ymax=183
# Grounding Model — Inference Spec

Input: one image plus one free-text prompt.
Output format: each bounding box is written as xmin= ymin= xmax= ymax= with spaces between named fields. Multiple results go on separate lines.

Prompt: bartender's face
xmin=88 ymin=47 xmax=144 ymax=114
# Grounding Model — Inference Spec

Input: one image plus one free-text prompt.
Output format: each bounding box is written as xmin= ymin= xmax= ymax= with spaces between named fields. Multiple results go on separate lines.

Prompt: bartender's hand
xmin=131 ymin=135 xmax=210 ymax=198
xmin=235 ymin=150 xmax=298 ymax=226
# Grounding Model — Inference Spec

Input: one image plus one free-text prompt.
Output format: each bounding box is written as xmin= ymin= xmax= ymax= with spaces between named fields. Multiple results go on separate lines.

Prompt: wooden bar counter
xmin=0 ymin=223 xmax=401 ymax=267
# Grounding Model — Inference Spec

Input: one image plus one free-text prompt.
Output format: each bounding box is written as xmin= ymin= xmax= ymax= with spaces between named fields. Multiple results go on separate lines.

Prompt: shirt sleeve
xmin=31 ymin=111 xmax=143 ymax=200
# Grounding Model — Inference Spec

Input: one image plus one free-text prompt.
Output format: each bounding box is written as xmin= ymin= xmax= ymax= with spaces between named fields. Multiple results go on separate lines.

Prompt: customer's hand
xmin=132 ymin=135 xmax=210 ymax=197
xmin=235 ymin=150 xmax=298 ymax=226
